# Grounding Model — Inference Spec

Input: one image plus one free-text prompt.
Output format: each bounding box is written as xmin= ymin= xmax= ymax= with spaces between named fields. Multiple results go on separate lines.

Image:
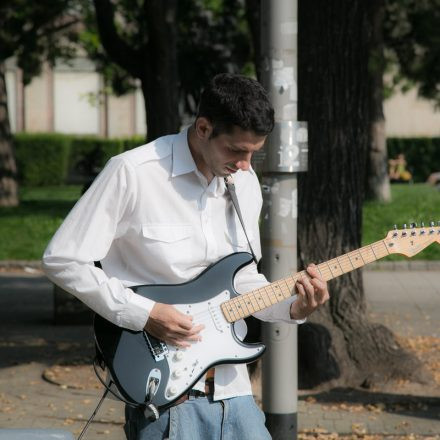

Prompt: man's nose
xmin=235 ymin=153 xmax=252 ymax=170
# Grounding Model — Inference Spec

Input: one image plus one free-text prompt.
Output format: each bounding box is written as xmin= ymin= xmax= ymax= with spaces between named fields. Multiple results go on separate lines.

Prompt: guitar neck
xmin=221 ymin=238 xmax=390 ymax=323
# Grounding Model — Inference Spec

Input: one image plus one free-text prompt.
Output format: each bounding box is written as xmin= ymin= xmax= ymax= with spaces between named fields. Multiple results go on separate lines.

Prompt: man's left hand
xmin=290 ymin=264 xmax=329 ymax=320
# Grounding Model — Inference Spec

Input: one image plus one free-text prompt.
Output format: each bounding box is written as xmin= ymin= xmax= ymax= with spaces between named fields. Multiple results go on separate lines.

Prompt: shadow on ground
xmin=300 ymin=387 xmax=440 ymax=421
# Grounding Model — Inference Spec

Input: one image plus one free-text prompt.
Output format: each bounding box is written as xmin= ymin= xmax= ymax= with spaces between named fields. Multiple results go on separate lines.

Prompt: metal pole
xmin=258 ymin=1 xmax=308 ymax=439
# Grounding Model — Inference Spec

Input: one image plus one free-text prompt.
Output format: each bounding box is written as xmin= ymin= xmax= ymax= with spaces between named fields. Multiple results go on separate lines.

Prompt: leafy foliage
xmin=0 ymin=1 xmax=80 ymax=84
xmin=77 ymin=0 xmax=252 ymax=117
xmin=177 ymin=0 xmax=251 ymax=117
xmin=384 ymin=0 xmax=440 ymax=106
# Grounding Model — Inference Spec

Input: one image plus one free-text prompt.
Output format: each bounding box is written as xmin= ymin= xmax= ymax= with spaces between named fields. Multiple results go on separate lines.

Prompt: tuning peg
xmin=420 ymin=222 xmax=426 ymax=234
xmin=393 ymin=224 xmax=398 ymax=237
xmin=402 ymin=224 xmax=407 ymax=236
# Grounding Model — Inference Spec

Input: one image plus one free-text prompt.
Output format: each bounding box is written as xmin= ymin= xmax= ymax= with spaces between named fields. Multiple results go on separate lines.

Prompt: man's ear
xmin=195 ymin=117 xmax=213 ymax=140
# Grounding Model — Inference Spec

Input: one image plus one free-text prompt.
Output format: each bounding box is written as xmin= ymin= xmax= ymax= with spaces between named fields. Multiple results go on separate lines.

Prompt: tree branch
xmin=37 ymin=18 xmax=81 ymax=38
xmin=93 ymin=0 xmax=143 ymax=78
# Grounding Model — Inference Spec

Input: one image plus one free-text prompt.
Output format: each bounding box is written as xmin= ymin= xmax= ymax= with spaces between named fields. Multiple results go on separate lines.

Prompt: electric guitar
xmin=94 ymin=223 xmax=440 ymax=410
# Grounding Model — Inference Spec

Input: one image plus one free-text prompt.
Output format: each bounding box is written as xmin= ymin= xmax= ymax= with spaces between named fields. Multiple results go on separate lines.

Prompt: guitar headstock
xmin=384 ymin=222 xmax=440 ymax=257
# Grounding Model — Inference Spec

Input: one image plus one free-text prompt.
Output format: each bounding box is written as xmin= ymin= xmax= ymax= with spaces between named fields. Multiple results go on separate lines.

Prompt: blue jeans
xmin=124 ymin=395 xmax=272 ymax=440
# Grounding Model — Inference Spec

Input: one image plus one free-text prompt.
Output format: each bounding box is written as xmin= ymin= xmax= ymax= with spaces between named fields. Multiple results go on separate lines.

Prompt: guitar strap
xmin=224 ymin=175 xmax=258 ymax=264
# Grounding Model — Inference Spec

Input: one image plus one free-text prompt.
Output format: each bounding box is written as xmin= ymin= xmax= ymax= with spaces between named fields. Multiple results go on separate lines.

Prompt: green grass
xmin=0 ymin=186 xmax=82 ymax=260
xmin=362 ymin=183 xmax=440 ymax=261
xmin=0 ymin=183 xmax=439 ymax=261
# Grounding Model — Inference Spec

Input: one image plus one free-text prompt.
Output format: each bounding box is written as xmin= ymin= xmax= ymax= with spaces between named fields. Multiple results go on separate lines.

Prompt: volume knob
xmin=167 ymin=386 xmax=178 ymax=397
xmin=173 ymin=351 xmax=184 ymax=362
xmin=172 ymin=369 xmax=183 ymax=379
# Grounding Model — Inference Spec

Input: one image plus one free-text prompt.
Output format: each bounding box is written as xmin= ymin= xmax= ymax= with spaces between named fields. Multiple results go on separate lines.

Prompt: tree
xmin=366 ymin=0 xmax=391 ymax=203
xmin=296 ymin=0 xmax=425 ymax=389
xmin=366 ymin=0 xmax=440 ymax=201
xmin=86 ymin=0 xmax=250 ymax=142
xmin=0 ymin=2 xmax=79 ymax=207
xmin=384 ymin=0 xmax=440 ymax=106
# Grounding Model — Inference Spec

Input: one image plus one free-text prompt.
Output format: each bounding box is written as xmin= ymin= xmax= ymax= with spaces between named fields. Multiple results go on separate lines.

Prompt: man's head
xmin=189 ymin=74 xmax=274 ymax=179
xmin=197 ymin=73 xmax=274 ymax=138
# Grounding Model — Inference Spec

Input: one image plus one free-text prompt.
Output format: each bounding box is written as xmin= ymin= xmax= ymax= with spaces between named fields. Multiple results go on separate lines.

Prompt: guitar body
xmin=94 ymin=252 xmax=265 ymax=409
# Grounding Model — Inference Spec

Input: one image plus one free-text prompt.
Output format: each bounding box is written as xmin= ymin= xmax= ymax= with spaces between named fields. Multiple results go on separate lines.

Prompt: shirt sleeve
xmin=233 ymin=172 xmax=305 ymax=325
xmin=42 ymin=157 xmax=155 ymax=331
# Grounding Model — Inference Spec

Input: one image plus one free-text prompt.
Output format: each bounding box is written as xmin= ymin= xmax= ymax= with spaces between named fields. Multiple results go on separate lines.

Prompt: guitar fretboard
xmin=220 ymin=239 xmax=391 ymax=323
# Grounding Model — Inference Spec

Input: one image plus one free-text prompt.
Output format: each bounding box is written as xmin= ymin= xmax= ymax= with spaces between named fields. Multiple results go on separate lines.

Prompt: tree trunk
xmin=366 ymin=0 xmax=391 ymax=202
xmin=93 ymin=0 xmax=180 ymax=142
xmin=0 ymin=61 xmax=18 ymax=207
xmin=296 ymin=0 xmax=423 ymax=389
xmin=142 ymin=0 xmax=180 ymax=142
xmin=244 ymin=0 xmax=262 ymax=81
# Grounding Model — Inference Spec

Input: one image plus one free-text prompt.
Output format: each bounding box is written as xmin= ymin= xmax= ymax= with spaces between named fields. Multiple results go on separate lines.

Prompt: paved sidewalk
xmin=0 ymin=268 xmax=439 ymax=438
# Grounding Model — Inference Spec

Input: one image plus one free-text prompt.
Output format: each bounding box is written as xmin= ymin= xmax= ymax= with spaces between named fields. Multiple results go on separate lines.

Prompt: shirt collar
xmin=171 ymin=126 xmax=255 ymax=197
xmin=171 ymin=127 xmax=197 ymax=178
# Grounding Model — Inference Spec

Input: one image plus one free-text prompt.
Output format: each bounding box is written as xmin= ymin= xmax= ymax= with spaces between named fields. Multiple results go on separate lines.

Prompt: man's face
xmin=198 ymin=121 xmax=266 ymax=178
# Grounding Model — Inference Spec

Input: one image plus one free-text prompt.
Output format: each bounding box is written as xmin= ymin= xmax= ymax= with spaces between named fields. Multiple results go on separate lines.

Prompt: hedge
xmin=13 ymin=133 xmax=146 ymax=186
xmin=13 ymin=133 xmax=439 ymax=186
xmin=387 ymin=137 xmax=440 ymax=183
xmin=14 ymin=133 xmax=71 ymax=186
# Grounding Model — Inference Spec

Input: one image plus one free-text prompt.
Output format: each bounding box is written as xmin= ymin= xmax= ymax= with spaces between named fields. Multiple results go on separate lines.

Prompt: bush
xmin=14 ymin=133 xmax=71 ymax=186
xmin=68 ymin=137 xmax=124 ymax=183
xmin=387 ymin=137 xmax=440 ymax=182
xmin=13 ymin=133 xmax=145 ymax=187
xmin=122 ymin=135 xmax=146 ymax=151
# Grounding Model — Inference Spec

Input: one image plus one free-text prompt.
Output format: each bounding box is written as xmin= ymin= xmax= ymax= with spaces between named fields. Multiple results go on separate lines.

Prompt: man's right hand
xmin=144 ymin=303 xmax=204 ymax=348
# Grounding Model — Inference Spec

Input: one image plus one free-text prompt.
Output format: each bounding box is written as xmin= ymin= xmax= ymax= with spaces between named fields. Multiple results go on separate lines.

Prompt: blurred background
xmin=0 ymin=1 xmax=439 ymax=439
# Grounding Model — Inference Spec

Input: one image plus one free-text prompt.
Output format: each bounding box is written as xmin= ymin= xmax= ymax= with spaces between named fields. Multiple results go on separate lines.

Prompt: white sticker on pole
xmin=278 ymin=197 xmax=292 ymax=217
xmin=272 ymin=66 xmax=294 ymax=90
xmin=291 ymin=189 xmax=298 ymax=219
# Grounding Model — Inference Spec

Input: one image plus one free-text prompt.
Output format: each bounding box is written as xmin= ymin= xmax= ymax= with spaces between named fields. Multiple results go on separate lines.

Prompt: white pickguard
xmin=160 ymin=290 xmax=263 ymax=401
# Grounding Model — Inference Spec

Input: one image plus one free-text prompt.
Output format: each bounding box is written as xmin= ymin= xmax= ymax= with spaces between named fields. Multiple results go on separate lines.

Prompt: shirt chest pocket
xmin=141 ymin=224 xmax=194 ymax=257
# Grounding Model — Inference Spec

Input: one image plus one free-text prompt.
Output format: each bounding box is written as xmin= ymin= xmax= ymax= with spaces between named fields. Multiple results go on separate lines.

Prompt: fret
xmin=248 ymin=292 xmax=262 ymax=312
xmin=370 ymin=244 xmax=378 ymax=260
xmin=221 ymin=304 xmax=233 ymax=322
xmin=259 ymin=290 xmax=270 ymax=308
xmin=346 ymin=253 xmax=356 ymax=270
xmin=272 ymin=283 xmax=288 ymax=302
xmin=316 ymin=264 xmax=325 ymax=280
xmin=325 ymin=261 xmax=335 ymax=279
xmin=360 ymin=246 xmax=376 ymax=264
xmin=336 ymin=256 xmax=347 ymax=273
xmin=349 ymin=250 xmax=364 ymax=268
xmin=284 ymin=276 xmax=295 ymax=293
xmin=342 ymin=254 xmax=356 ymax=272
xmin=265 ymin=285 xmax=277 ymax=305
xmin=372 ymin=240 xmax=390 ymax=258
xmin=317 ymin=264 xmax=332 ymax=281
xmin=327 ymin=258 xmax=344 ymax=277
xmin=223 ymin=301 xmax=239 ymax=322
xmin=238 ymin=296 xmax=251 ymax=316
xmin=242 ymin=293 xmax=257 ymax=314
xmin=231 ymin=298 xmax=245 ymax=319
xmin=254 ymin=289 xmax=268 ymax=310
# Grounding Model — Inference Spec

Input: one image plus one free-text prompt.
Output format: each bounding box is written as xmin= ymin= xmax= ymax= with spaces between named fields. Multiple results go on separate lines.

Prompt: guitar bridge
xmin=143 ymin=331 xmax=169 ymax=361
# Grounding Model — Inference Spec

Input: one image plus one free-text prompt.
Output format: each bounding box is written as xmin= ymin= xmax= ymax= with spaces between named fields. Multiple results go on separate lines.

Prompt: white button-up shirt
xmin=42 ymin=127 xmax=301 ymax=401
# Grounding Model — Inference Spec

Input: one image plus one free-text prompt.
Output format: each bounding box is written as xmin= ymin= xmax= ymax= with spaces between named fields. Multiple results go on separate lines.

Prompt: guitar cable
xmin=77 ymin=356 xmax=159 ymax=439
